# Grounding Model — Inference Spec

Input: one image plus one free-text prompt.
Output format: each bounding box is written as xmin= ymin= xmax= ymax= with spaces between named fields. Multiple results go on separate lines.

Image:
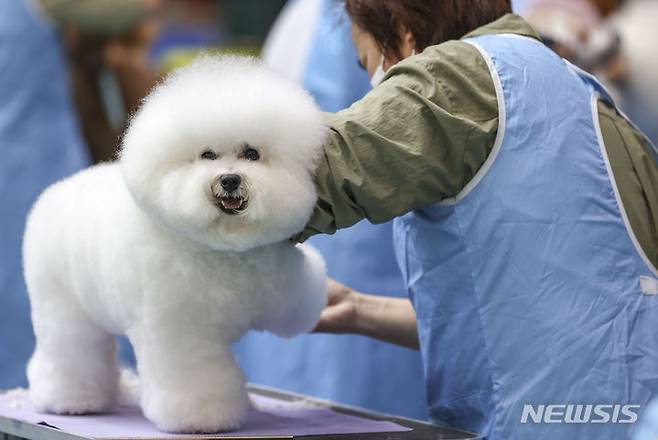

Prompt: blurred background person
xmin=0 ymin=0 xmax=159 ymax=389
xmin=515 ymin=0 xmax=658 ymax=147
xmin=152 ymin=0 xmax=285 ymax=70
xmin=518 ymin=0 xmax=624 ymax=97
xmin=62 ymin=0 xmax=161 ymax=163
xmin=612 ymin=0 xmax=658 ymax=145
xmin=232 ymin=0 xmax=428 ymax=420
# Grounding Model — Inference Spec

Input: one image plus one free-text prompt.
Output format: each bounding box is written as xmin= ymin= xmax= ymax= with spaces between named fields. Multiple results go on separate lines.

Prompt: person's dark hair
xmin=345 ymin=0 xmax=512 ymax=58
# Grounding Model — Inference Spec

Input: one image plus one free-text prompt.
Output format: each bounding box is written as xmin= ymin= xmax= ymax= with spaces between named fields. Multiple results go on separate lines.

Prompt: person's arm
xmin=314 ymin=279 xmax=420 ymax=350
xmin=598 ymin=100 xmax=658 ymax=268
xmin=39 ymin=0 xmax=160 ymax=161
xmin=103 ymin=19 xmax=160 ymax=117
xmin=295 ymin=40 xmax=500 ymax=241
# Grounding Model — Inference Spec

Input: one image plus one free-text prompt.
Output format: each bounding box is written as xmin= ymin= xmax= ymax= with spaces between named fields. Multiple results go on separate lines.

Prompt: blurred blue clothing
xmin=297 ymin=1 xmax=369 ymax=112
xmin=511 ymin=0 xmax=529 ymax=13
xmin=0 ymin=0 xmax=89 ymax=388
xmin=634 ymin=399 xmax=658 ymax=440
xmin=233 ymin=0 xmax=428 ymax=420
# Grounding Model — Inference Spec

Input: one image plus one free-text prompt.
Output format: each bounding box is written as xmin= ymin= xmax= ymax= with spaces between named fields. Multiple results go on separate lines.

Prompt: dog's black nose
xmin=220 ymin=174 xmax=241 ymax=192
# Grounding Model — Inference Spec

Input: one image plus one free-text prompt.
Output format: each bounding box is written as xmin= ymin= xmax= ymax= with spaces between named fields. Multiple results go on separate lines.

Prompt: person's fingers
xmin=313 ymin=301 xmax=357 ymax=334
xmin=321 ymin=301 xmax=353 ymax=322
xmin=325 ymin=278 xmax=351 ymax=305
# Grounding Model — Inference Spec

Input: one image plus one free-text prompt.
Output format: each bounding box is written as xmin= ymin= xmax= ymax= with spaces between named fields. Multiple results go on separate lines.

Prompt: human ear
xmin=399 ymin=26 xmax=417 ymax=59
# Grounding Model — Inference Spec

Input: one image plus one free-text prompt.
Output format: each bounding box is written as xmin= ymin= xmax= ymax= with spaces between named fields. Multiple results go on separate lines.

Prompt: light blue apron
xmin=394 ymin=34 xmax=658 ymax=439
xmin=0 ymin=0 xmax=89 ymax=388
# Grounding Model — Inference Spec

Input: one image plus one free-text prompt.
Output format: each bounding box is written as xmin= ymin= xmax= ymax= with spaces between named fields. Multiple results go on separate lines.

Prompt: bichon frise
xmin=22 ymin=56 xmax=327 ymax=433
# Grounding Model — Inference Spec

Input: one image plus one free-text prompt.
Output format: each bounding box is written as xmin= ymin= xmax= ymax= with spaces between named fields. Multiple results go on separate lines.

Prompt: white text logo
xmin=520 ymin=404 xmax=640 ymax=424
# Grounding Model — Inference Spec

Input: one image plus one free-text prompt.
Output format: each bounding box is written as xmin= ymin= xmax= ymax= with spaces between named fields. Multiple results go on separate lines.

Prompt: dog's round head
xmin=121 ymin=56 xmax=326 ymax=251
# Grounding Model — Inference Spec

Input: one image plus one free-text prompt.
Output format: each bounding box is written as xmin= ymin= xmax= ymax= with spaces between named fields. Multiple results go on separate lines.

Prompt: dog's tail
xmin=118 ymin=368 xmax=141 ymax=406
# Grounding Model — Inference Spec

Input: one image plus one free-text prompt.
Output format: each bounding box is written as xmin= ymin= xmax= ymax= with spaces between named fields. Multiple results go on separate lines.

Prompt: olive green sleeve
xmin=297 ymin=40 xmax=499 ymax=241
xmin=599 ymin=101 xmax=658 ymax=268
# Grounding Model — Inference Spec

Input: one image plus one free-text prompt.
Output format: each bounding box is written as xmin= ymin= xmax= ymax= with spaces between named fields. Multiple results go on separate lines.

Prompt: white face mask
xmin=369 ymin=54 xmax=386 ymax=88
xmin=369 ymin=49 xmax=417 ymax=88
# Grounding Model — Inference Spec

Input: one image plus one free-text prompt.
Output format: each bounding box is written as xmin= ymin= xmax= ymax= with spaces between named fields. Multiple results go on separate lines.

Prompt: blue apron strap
xmin=565 ymin=59 xmax=658 ymax=161
xmin=564 ymin=59 xmax=615 ymax=105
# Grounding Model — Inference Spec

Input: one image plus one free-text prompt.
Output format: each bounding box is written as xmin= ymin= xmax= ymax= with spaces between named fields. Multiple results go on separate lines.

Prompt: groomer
xmin=298 ymin=1 xmax=658 ymax=439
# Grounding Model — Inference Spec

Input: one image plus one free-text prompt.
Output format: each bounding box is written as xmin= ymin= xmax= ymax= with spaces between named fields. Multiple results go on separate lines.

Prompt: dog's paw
xmin=29 ymin=383 xmax=117 ymax=415
xmin=28 ymin=354 xmax=118 ymax=415
xmin=142 ymin=387 xmax=249 ymax=433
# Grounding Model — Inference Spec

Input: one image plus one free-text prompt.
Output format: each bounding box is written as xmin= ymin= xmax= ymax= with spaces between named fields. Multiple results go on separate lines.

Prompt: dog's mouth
xmin=217 ymin=195 xmax=248 ymax=215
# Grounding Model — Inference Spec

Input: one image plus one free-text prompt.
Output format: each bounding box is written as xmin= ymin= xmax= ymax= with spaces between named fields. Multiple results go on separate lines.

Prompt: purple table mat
xmin=0 ymin=389 xmax=411 ymax=439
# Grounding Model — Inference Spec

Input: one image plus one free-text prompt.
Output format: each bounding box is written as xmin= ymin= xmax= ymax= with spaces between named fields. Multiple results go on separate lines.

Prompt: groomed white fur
xmin=23 ymin=56 xmax=327 ymax=433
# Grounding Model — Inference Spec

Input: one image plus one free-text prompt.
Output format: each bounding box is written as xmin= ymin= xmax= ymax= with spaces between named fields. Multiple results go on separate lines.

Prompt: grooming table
xmin=0 ymin=385 xmax=481 ymax=440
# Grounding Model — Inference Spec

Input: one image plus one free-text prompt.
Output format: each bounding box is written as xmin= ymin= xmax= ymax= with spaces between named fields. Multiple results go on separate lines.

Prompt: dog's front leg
xmin=262 ymin=243 xmax=327 ymax=338
xmin=127 ymin=318 xmax=249 ymax=433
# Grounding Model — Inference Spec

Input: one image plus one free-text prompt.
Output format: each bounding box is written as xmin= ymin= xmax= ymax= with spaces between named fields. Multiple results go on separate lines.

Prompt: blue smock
xmin=393 ymin=34 xmax=658 ymax=439
xmin=233 ymin=0 xmax=428 ymax=420
xmin=0 ymin=0 xmax=89 ymax=388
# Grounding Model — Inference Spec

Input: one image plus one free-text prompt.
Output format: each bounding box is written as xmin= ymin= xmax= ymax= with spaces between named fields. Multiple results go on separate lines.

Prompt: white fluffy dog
xmin=22 ymin=56 xmax=327 ymax=433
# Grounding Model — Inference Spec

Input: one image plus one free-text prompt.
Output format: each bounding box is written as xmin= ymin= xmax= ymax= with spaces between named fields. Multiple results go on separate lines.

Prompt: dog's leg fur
xmin=263 ymin=244 xmax=327 ymax=337
xmin=127 ymin=318 xmax=249 ymax=433
xmin=27 ymin=284 xmax=120 ymax=414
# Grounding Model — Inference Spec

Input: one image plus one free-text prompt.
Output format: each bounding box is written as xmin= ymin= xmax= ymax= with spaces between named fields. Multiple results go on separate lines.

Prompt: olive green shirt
xmin=37 ymin=0 xmax=148 ymax=36
xmin=298 ymin=14 xmax=658 ymax=268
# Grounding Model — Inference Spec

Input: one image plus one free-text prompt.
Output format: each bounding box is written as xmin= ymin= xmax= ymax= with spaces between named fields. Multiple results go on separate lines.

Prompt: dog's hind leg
xmin=26 ymin=280 xmax=120 ymax=414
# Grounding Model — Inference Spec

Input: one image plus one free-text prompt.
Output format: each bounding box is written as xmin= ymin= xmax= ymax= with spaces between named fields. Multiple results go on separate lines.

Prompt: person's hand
xmin=313 ymin=278 xmax=361 ymax=334
xmin=312 ymin=278 xmax=420 ymax=349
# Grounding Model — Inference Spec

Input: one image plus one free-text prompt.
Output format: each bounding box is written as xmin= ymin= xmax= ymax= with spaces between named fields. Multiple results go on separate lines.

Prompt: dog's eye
xmin=241 ymin=147 xmax=260 ymax=161
xmin=200 ymin=150 xmax=218 ymax=160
